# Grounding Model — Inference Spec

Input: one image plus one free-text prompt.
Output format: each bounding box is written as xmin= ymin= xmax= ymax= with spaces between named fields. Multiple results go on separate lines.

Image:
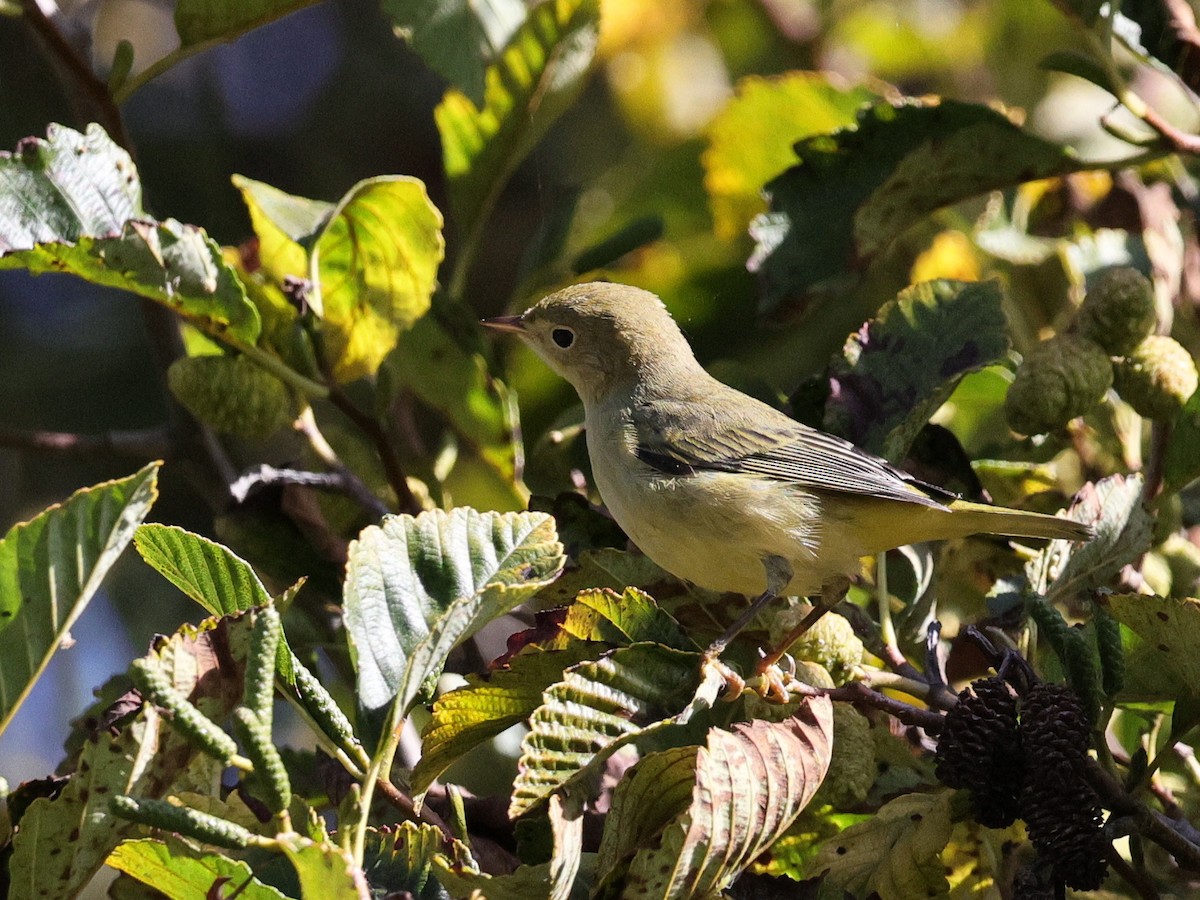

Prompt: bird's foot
xmin=700 ymin=651 xmax=747 ymax=701
xmin=754 ymin=651 xmax=797 ymax=704
xmin=698 ymin=649 xmax=798 ymax=704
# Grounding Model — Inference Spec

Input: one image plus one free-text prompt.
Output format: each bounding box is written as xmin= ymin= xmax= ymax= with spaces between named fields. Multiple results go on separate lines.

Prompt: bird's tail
xmin=946 ymin=499 xmax=1092 ymax=542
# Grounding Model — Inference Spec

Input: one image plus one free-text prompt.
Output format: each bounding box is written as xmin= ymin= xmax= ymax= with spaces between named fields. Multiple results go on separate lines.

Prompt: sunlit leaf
xmin=824 ymin=279 xmax=1008 ymax=459
xmin=0 ymin=125 xmax=260 ymax=342
xmin=813 ymin=790 xmax=955 ymax=900
xmin=383 ymin=0 xmax=528 ymax=106
xmin=1026 ymin=474 xmax=1152 ymax=598
xmin=703 ymin=72 xmax=876 ymax=241
xmin=413 ymin=643 xmax=603 ymax=796
xmin=750 ymin=98 xmax=1084 ymax=313
xmin=233 ymin=173 xmax=330 ymax=281
xmin=8 ymin=611 xmax=258 ymax=900
xmin=617 ymin=703 xmax=834 ymax=898
xmin=510 ymin=642 xmax=705 ymax=817
xmin=279 ymin=839 xmax=371 ymax=899
xmin=435 ymin=0 xmax=599 ymax=247
xmin=311 ymin=176 xmax=445 ymax=381
xmin=559 ymin=588 xmax=697 ymax=650
xmin=135 ymin=524 xmax=272 ymax=615
xmin=343 ymin=508 xmax=564 ymax=717
xmin=1104 ymin=593 xmax=1200 ymax=702
xmin=0 ymin=462 xmax=159 ymax=733
xmin=107 ymin=837 xmax=289 ymax=900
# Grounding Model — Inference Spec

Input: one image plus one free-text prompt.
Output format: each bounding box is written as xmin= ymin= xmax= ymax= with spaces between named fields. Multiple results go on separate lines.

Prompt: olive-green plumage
xmin=486 ymin=282 xmax=1089 ymax=599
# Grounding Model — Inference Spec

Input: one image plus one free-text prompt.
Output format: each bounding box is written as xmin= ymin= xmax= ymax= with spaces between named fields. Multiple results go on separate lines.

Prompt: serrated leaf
xmin=343 ymin=508 xmax=565 ymax=717
xmin=380 ymin=313 xmax=520 ymax=494
xmin=0 ymin=462 xmax=159 ymax=733
xmin=413 ymin=643 xmax=603 ymax=796
xmin=1027 ymin=474 xmax=1152 ymax=598
xmin=174 ymin=0 xmax=322 ymax=46
xmin=749 ymin=98 xmax=1083 ymax=313
xmin=362 ymin=822 xmax=450 ymax=900
xmin=431 ymin=859 xmax=585 ymax=900
xmin=107 ymin=837 xmax=289 ymax=900
xmin=510 ymin=643 xmax=705 ymax=817
xmin=1104 ymin=593 xmax=1200 ymax=702
xmin=384 ymin=0 xmax=528 ymax=106
xmin=813 ymin=790 xmax=954 ymax=900
xmin=0 ymin=126 xmax=259 ymax=342
xmin=594 ymin=746 xmax=699 ymax=889
xmin=621 ymin=703 xmax=834 ymax=898
xmin=8 ymin=611 xmax=258 ymax=900
xmin=823 ymin=279 xmax=1008 ymax=459
xmin=134 ymin=524 xmax=295 ymax=684
xmin=233 ymin=173 xmax=331 ymax=282
xmin=310 ymin=176 xmax=444 ymax=381
xmin=435 ymin=0 xmax=599 ymax=245
xmin=561 ymin=588 xmax=697 ymax=650
xmin=702 ymin=72 xmax=876 ymax=241
xmin=280 ymin=839 xmax=371 ymax=899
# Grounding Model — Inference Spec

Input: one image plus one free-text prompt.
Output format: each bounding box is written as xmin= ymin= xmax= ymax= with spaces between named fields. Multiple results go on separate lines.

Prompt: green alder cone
xmin=1005 ymin=334 xmax=1113 ymax=435
xmin=1077 ymin=267 xmax=1157 ymax=355
xmin=811 ymin=703 xmax=875 ymax=808
xmin=769 ymin=606 xmax=863 ymax=684
xmin=168 ymin=354 xmax=297 ymax=439
xmin=1113 ymin=334 xmax=1199 ymax=421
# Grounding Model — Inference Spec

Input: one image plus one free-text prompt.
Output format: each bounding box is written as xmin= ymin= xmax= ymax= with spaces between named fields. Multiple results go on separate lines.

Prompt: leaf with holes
xmin=510 ymin=642 xmax=708 ymax=818
xmin=813 ymin=790 xmax=954 ymax=900
xmin=343 ymin=508 xmax=565 ymax=718
xmin=615 ymin=704 xmax=833 ymax=898
xmin=0 ymin=462 xmax=159 ymax=734
xmin=1104 ymin=593 xmax=1200 ymax=702
xmin=310 ymin=176 xmax=444 ymax=381
xmin=435 ymin=0 xmax=599 ymax=248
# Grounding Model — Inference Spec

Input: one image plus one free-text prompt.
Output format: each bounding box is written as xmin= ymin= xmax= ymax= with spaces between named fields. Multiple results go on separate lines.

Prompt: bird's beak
xmin=481 ymin=315 xmax=526 ymax=334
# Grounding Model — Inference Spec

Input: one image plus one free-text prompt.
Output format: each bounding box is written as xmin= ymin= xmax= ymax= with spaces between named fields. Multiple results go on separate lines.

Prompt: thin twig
xmin=1106 ymin=842 xmax=1162 ymax=900
xmin=230 ymin=464 xmax=391 ymax=518
xmin=791 ymin=679 xmax=946 ymax=732
xmin=0 ymin=426 xmax=170 ymax=458
xmin=1086 ymin=758 xmax=1200 ymax=872
xmin=326 ymin=385 xmax=419 ymax=514
xmin=374 ymin=777 xmax=455 ymax=843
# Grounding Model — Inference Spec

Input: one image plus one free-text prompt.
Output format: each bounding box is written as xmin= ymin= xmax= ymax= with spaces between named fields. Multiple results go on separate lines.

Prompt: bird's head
xmin=483 ymin=282 xmax=703 ymax=405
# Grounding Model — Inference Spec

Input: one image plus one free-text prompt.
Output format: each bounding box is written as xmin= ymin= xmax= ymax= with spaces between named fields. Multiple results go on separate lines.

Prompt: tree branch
xmin=0 ymin=426 xmax=170 ymax=458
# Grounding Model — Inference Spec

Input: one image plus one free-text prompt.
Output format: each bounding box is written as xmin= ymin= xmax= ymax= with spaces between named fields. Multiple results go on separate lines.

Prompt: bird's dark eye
xmin=551 ymin=327 xmax=575 ymax=349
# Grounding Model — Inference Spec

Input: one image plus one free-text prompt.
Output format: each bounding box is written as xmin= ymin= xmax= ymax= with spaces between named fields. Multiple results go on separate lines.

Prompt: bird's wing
xmin=630 ymin=395 xmax=953 ymax=510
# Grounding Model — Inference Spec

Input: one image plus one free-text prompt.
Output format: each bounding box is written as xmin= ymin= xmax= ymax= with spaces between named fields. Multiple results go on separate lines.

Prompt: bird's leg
xmin=757 ymin=575 xmax=851 ymax=672
xmin=701 ymin=555 xmax=792 ymax=699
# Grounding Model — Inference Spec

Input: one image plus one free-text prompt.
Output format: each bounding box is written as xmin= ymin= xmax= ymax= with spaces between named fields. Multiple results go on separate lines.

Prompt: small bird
xmin=484 ymin=282 xmax=1089 ymax=676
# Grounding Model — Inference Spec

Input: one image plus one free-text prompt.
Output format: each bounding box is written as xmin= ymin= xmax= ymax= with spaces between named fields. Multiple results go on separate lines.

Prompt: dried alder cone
xmin=935 ymin=676 xmax=1109 ymax=890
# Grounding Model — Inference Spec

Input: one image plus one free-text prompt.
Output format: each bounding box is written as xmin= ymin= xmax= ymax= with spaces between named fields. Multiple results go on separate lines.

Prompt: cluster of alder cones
xmin=935 ymin=677 xmax=1108 ymax=891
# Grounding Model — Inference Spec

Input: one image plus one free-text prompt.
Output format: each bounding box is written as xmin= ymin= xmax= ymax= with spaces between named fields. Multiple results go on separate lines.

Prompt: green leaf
xmin=8 ymin=611 xmax=258 ymax=900
xmin=135 ymin=524 xmax=272 ymax=615
xmin=617 ymin=703 xmax=834 ymax=898
xmin=233 ymin=173 xmax=331 ymax=282
xmin=343 ymin=508 xmax=565 ymax=716
xmin=702 ymin=72 xmax=877 ymax=241
xmin=510 ymin=643 xmax=706 ymax=817
xmin=435 ymin=0 xmax=599 ymax=252
xmin=560 ymin=588 xmax=697 ymax=650
xmin=1026 ymin=474 xmax=1153 ymax=599
xmin=1104 ymin=594 xmax=1200 ymax=702
xmin=0 ymin=125 xmax=259 ymax=342
xmin=750 ymin=98 xmax=1083 ymax=313
xmin=279 ymin=839 xmax=371 ymax=899
xmin=383 ymin=0 xmax=528 ymax=106
xmin=1164 ymin=386 xmax=1200 ymax=492
xmin=413 ymin=643 xmax=604 ymax=796
xmin=431 ymin=859 xmax=587 ymax=900
xmin=380 ymin=313 xmax=521 ymax=491
xmin=813 ymin=790 xmax=955 ymax=900
xmin=823 ymin=279 xmax=1009 ymax=459
xmin=0 ymin=462 xmax=159 ymax=733
xmin=107 ymin=837 xmax=289 ymax=900
xmin=311 ymin=176 xmax=445 ymax=382
xmin=174 ymin=0 xmax=322 ymax=45
xmin=362 ymin=822 xmax=449 ymax=900
xmin=133 ymin=524 xmax=295 ymax=685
